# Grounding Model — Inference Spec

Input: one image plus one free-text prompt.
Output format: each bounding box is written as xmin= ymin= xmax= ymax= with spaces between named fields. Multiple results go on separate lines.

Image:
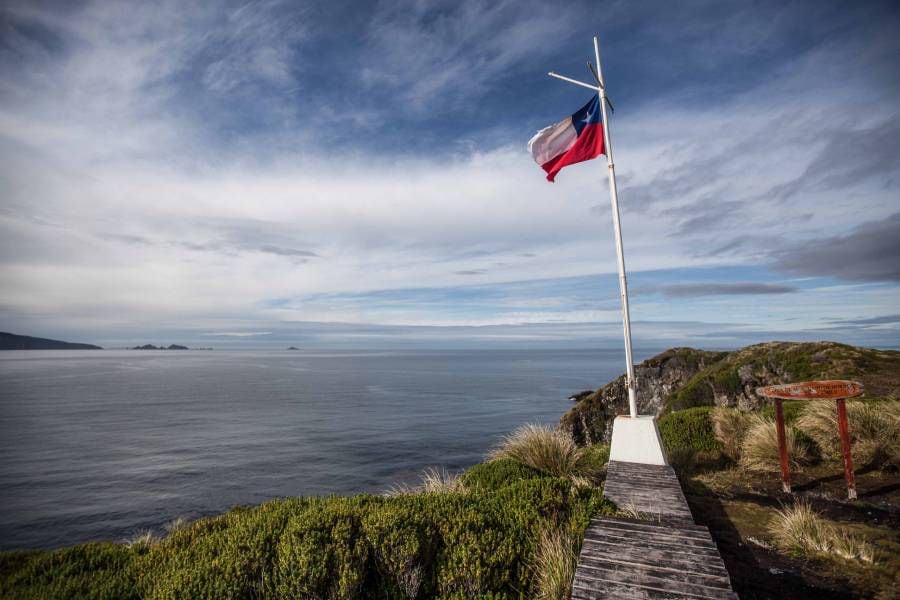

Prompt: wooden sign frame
xmin=755 ymin=380 xmax=863 ymax=500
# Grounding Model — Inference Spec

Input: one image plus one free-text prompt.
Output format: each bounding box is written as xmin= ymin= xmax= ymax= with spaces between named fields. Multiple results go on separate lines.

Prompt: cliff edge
xmin=561 ymin=341 xmax=900 ymax=445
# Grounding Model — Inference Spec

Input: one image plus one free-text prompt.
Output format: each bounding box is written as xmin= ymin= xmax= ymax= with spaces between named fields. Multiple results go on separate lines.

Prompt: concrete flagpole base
xmin=608 ymin=415 xmax=668 ymax=465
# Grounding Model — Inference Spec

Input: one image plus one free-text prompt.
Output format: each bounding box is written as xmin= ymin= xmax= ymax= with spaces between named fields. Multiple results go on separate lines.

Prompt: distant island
xmin=132 ymin=344 xmax=190 ymax=350
xmin=287 ymin=346 xmax=300 ymax=350
xmin=0 ymin=332 xmax=102 ymax=350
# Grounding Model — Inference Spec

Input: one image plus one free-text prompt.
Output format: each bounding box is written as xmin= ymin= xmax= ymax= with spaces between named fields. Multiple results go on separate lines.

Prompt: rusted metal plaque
xmin=756 ymin=380 xmax=863 ymax=400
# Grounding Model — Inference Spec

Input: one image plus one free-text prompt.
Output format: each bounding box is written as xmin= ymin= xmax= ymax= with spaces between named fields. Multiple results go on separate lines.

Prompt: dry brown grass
xmin=796 ymin=400 xmax=900 ymax=468
xmin=768 ymin=501 xmax=875 ymax=563
xmin=488 ymin=424 xmax=598 ymax=480
xmin=531 ymin=526 xmax=577 ymax=600
xmin=739 ymin=415 xmax=810 ymax=472
xmin=711 ymin=407 xmax=753 ymax=460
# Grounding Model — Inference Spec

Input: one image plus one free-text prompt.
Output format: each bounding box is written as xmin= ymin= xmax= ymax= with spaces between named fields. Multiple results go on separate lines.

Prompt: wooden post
xmin=835 ymin=398 xmax=857 ymax=500
xmin=757 ymin=380 xmax=863 ymax=499
xmin=774 ymin=399 xmax=791 ymax=494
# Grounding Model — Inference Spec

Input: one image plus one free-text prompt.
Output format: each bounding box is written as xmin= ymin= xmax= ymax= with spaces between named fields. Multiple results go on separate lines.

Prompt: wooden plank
xmin=575 ymin=565 xmax=732 ymax=597
xmin=585 ymin=519 xmax=713 ymax=542
xmin=572 ymin=580 xmax=738 ymax=600
xmin=583 ymin=530 xmax=718 ymax=551
xmin=578 ymin=552 xmax=730 ymax=580
xmin=579 ymin=540 xmax=727 ymax=570
xmin=580 ymin=539 xmax=725 ymax=565
xmin=593 ymin=514 xmax=710 ymax=531
xmin=589 ymin=516 xmax=709 ymax=534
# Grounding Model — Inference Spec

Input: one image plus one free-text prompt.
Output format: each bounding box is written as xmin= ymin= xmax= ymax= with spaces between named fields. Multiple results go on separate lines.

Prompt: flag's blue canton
xmin=571 ymin=95 xmax=602 ymax=135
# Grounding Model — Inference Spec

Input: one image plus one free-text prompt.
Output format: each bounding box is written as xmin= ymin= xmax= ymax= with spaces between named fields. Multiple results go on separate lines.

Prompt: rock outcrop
xmin=561 ymin=341 xmax=900 ymax=446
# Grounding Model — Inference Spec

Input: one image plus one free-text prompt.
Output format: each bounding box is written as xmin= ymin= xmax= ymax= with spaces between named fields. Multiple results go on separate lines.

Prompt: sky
xmin=0 ymin=0 xmax=898 ymax=350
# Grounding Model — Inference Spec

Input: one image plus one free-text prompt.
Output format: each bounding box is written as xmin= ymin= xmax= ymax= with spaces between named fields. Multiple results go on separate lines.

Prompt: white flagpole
xmin=593 ymin=37 xmax=639 ymax=418
xmin=546 ymin=37 xmax=639 ymax=419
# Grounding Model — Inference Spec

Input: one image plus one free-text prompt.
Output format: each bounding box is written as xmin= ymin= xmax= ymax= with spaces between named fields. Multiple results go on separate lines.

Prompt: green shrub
xmin=433 ymin=477 xmax=571 ymax=596
xmin=2 ymin=470 xmax=605 ymax=599
xmin=658 ymin=407 xmax=722 ymax=453
xmin=0 ymin=543 xmax=138 ymax=600
xmin=580 ymin=444 xmax=610 ymax=475
xmin=273 ymin=499 xmax=371 ymax=599
xmin=461 ymin=458 xmax=544 ymax=491
xmin=363 ymin=500 xmax=439 ymax=598
xmin=666 ymin=375 xmax=715 ymax=411
xmin=137 ymin=498 xmax=307 ymax=599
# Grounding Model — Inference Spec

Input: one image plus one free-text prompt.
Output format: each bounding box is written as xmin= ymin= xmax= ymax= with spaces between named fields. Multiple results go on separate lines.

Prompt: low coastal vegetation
xmin=0 ymin=438 xmax=614 ymax=599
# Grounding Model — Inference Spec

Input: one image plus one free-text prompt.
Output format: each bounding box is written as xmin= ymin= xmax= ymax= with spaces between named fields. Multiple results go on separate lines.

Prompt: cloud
xmin=771 ymin=213 xmax=900 ymax=282
xmin=765 ymin=117 xmax=900 ymax=201
xmin=0 ymin=0 xmax=898 ymax=345
xmin=454 ymin=269 xmax=487 ymax=276
xmin=661 ymin=282 xmax=798 ymax=298
xmin=361 ymin=0 xmax=575 ymax=111
xmin=202 ymin=331 xmax=273 ymax=337
xmin=827 ymin=314 xmax=900 ymax=326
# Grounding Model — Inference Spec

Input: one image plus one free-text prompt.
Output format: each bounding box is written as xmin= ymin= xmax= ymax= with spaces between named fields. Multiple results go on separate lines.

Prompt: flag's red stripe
xmin=540 ymin=123 xmax=605 ymax=182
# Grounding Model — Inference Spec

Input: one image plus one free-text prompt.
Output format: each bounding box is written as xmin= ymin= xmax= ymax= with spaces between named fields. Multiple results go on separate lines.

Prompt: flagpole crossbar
xmin=547 ymin=71 xmax=600 ymax=92
xmin=548 ymin=36 xmax=639 ymax=419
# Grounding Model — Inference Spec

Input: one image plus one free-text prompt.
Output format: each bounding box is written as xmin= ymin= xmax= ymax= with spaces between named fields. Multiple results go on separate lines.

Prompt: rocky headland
xmin=561 ymin=341 xmax=900 ymax=445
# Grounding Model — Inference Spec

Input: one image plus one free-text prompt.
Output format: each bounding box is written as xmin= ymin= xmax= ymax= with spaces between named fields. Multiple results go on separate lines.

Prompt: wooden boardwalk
xmin=572 ymin=461 xmax=738 ymax=599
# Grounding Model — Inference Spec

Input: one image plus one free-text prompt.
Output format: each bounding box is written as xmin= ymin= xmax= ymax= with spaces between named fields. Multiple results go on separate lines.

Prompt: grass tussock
xmin=385 ymin=467 xmax=466 ymax=496
xmin=488 ymin=424 xmax=598 ymax=481
xmin=123 ymin=530 xmax=158 ymax=549
xmin=740 ymin=415 xmax=810 ymax=472
xmin=531 ymin=526 xmax=577 ymax=600
xmin=711 ymin=407 xmax=753 ymax=461
xmin=796 ymin=400 xmax=900 ymax=468
xmin=163 ymin=517 xmax=189 ymax=535
xmin=768 ymin=501 xmax=875 ymax=564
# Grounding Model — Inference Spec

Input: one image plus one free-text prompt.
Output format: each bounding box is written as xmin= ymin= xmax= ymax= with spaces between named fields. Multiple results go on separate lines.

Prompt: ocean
xmin=0 ymin=348 xmax=654 ymax=550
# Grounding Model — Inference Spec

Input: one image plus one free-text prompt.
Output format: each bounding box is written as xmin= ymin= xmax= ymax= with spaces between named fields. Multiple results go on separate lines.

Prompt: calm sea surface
xmin=0 ymin=348 xmax=649 ymax=550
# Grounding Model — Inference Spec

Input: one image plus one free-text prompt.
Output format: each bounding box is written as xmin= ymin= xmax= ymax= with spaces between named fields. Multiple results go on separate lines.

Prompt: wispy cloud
xmin=661 ymin=282 xmax=798 ymax=298
xmin=771 ymin=213 xmax=900 ymax=282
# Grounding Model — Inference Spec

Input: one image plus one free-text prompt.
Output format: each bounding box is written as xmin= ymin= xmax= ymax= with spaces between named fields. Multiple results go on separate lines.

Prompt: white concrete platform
xmin=608 ymin=415 xmax=667 ymax=465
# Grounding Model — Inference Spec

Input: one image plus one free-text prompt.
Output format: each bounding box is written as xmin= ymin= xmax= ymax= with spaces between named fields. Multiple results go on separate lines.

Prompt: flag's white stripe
xmin=527 ymin=116 xmax=576 ymax=166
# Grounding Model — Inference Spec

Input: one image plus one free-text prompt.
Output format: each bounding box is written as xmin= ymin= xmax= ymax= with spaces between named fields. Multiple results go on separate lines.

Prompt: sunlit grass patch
xmin=768 ymin=501 xmax=875 ymax=564
xmin=711 ymin=407 xmax=753 ymax=461
xmin=796 ymin=399 xmax=900 ymax=468
xmin=740 ymin=415 xmax=810 ymax=473
xmin=384 ymin=466 xmax=466 ymax=496
xmin=488 ymin=424 xmax=599 ymax=481
xmin=531 ymin=526 xmax=577 ymax=600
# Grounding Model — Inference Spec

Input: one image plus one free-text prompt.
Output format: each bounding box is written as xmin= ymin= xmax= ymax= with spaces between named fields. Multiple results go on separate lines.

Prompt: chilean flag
xmin=528 ymin=95 xmax=604 ymax=182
